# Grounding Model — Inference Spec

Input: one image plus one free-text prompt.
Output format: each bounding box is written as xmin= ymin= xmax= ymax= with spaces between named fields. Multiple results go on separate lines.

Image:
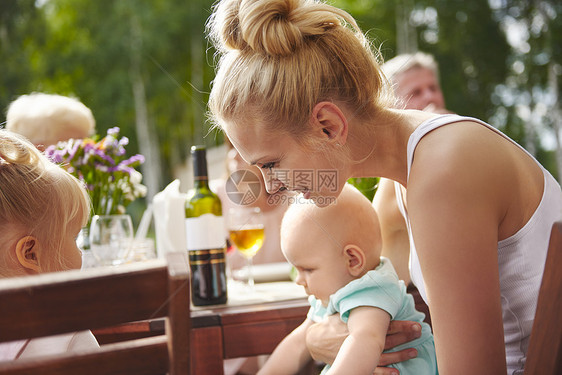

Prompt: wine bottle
xmin=185 ymin=145 xmax=228 ymax=306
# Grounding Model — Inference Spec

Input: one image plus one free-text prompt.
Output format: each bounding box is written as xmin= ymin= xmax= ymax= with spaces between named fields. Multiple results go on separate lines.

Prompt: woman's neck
xmin=347 ymin=108 xmax=434 ymax=186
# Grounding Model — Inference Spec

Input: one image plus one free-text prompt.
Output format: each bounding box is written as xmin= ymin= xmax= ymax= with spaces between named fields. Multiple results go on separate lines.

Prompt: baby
xmin=258 ymin=184 xmax=437 ymax=374
xmin=0 ymin=129 xmax=99 ymax=360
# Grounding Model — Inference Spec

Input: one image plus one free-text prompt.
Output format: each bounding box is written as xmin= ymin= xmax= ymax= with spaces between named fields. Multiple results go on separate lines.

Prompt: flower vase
xmin=77 ymin=226 xmax=98 ymax=268
xmin=89 ymin=214 xmax=134 ymax=266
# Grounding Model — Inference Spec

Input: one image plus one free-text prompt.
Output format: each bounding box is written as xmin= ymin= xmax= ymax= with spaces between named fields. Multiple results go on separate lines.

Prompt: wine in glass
xmin=227 ymin=206 xmax=265 ymax=289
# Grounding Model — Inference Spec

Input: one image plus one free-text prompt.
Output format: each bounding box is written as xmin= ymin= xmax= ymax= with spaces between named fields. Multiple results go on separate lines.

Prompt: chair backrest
xmin=0 ymin=252 xmax=190 ymax=375
xmin=524 ymin=220 xmax=562 ymax=374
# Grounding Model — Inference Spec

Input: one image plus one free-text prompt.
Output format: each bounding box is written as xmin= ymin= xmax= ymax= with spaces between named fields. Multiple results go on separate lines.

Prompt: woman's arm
xmin=407 ymin=122 xmax=510 ymax=374
xmin=373 ymin=178 xmax=411 ymax=284
xmin=326 ymin=307 xmax=390 ymax=374
xmin=258 ymin=319 xmax=314 ymax=375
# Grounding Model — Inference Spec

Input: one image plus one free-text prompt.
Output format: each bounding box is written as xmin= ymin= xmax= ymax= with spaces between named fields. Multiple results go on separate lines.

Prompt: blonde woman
xmin=205 ymin=0 xmax=562 ymax=374
xmin=0 ymin=129 xmax=99 ymax=360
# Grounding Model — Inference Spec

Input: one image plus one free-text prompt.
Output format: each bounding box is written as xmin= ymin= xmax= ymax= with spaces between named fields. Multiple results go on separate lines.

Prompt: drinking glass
xmin=89 ymin=214 xmax=134 ymax=266
xmin=227 ymin=206 xmax=265 ymax=289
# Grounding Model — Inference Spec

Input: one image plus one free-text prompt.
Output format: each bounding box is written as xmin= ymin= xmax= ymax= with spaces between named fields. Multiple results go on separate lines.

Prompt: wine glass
xmin=227 ymin=206 xmax=265 ymax=289
xmin=89 ymin=214 xmax=134 ymax=266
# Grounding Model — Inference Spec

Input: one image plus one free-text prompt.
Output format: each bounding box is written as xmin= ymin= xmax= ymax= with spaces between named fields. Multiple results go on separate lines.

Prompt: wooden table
xmin=188 ymin=297 xmax=309 ymax=374
xmin=94 ymin=282 xmax=310 ymax=374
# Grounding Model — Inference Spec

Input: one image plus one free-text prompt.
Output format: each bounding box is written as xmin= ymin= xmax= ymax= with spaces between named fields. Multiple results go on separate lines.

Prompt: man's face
xmin=394 ymin=67 xmax=446 ymax=111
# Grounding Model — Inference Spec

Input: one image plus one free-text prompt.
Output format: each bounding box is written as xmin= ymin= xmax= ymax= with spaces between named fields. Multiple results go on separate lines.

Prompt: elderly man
xmin=6 ymin=93 xmax=95 ymax=151
xmin=382 ymin=52 xmax=448 ymax=113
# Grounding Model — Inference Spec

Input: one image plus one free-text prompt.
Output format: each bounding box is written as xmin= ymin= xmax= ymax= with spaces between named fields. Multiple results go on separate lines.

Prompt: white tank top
xmin=394 ymin=114 xmax=562 ymax=375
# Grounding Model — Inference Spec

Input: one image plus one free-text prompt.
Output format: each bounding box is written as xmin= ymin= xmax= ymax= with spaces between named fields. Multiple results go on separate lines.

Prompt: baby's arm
xmin=258 ymin=318 xmax=314 ymax=375
xmin=326 ymin=306 xmax=391 ymax=374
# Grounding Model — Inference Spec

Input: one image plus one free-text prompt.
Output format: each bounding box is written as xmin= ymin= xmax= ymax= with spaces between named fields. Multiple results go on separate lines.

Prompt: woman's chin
xmin=309 ymin=193 xmax=337 ymax=208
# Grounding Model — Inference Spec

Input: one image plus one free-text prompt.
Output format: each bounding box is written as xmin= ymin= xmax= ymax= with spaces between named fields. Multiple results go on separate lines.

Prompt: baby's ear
xmin=344 ymin=245 xmax=365 ymax=277
xmin=15 ymin=236 xmax=42 ymax=273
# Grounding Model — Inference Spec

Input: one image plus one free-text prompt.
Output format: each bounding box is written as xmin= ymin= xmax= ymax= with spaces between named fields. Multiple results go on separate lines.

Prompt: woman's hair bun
xmin=209 ymin=0 xmax=341 ymax=56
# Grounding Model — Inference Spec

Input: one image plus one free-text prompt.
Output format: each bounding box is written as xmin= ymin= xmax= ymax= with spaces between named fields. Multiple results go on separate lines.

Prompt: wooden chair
xmin=0 ymin=252 xmax=190 ymax=375
xmin=524 ymin=220 xmax=562 ymax=374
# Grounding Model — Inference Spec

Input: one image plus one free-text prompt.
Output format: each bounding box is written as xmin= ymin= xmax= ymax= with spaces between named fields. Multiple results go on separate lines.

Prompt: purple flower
xmin=107 ymin=127 xmax=120 ymax=136
xmin=44 ymin=145 xmax=56 ymax=155
xmin=44 ymin=126 xmax=146 ymax=216
xmin=94 ymin=148 xmax=115 ymax=165
xmin=45 ymin=147 xmax=67 ymax=164
xmin=67 ymin=139 xmax=82 ymax=160
xmin=121 ymin=154 xmax=145 ymax=166
xmin=114 ymin=164 xmax=135 ymax=175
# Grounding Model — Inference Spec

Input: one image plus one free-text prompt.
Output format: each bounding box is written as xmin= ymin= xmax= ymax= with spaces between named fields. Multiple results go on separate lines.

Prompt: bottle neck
xmin=194 ymin=176 xmax=210 ymax=190
xmin=191 ymin=146 xmax=209 ymax=190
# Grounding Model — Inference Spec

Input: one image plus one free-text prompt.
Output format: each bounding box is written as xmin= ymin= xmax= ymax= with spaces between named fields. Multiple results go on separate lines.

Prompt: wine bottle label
xmin=185 ymin=213 xmax=226 ymax=251
xmin=188 ymin=248 xmax=226 ymax=265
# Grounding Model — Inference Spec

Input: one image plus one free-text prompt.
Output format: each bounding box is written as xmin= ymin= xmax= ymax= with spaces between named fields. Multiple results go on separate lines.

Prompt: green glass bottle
xmin=185 ymin=145 xmax=227 ymax=306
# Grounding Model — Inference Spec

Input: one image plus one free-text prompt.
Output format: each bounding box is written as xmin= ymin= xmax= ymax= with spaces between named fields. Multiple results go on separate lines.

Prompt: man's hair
xmin=382 ymin=52 xmax=439 ymax=83
xmin=6 ymin=93 xmax=95 ymax=148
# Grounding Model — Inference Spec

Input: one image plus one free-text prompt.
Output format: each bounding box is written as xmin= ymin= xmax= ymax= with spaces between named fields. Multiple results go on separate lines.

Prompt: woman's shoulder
xmin=407 ymin=116 xmax=546 ymax=240
xmin=409 ymin=117 xmax=535 ymax=191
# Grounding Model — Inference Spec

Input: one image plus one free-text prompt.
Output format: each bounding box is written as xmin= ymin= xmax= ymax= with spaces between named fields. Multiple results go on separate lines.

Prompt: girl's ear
xmin=310 ymin=101 xmax=349 ymax=146
xmin=343 ymin=245 xmax=365 ymax=277
xmin=15 ymin=236 xmax=41 ymax=273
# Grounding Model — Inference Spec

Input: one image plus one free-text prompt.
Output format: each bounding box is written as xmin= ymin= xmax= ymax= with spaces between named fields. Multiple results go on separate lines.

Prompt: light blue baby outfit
xmin=307 ymin=257 xmax=438 ymax=374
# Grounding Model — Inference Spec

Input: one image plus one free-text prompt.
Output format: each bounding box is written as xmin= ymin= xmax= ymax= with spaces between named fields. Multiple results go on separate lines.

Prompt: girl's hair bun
xmin=0 ymin=131 xmax=41 ymax=168
xmin=209 ymin=0 xmax=341 ymax=56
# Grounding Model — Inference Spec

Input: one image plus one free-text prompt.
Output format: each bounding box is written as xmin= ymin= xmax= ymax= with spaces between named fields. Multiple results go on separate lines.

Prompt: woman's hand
xmin=306 ymin=315 xmax=422 ymax=374
xmin=305 ymin=314 xmax=348 ymax=364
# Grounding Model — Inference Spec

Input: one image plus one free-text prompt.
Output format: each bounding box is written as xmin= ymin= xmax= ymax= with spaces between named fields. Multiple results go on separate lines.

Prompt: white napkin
xmin=232 ymin=262 xmax=293 ymax=283
xmin=152 ymin=179 xmax=186 ymax=258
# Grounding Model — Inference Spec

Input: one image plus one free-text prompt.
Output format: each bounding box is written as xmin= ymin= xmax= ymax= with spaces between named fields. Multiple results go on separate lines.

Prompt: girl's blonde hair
xmin=207 ymin=0 xmax=393 ymax=142
xmin=0 ymin=129 xmax=90 ymax=276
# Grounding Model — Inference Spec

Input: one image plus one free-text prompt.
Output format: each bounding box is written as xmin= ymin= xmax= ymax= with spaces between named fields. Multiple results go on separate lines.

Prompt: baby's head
xmin=281 ymin=184 xmax=382 ymax=305
xmin=0 ymin=129 xmax=90 ymax=277
xmin=6 ymin=93 xmax=95 ymax=151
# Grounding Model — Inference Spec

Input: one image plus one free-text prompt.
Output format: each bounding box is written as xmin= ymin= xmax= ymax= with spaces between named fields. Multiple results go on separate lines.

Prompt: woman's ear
xmin=15 ymin=236 xmax=42 ymax=273
xmin=343 ymin=245 xmax=365 ymax=277
xmin=310 ymin=102 xmax=349 ymax=146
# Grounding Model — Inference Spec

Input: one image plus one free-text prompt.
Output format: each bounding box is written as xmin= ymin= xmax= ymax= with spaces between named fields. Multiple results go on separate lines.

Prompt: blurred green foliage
xmin=347 ymin=177 xmax=380 ymax=202
xmin=1 ymin=0 xmax=560 ymax=197
xmin=1 ymin=0 xmax=221 ymax=191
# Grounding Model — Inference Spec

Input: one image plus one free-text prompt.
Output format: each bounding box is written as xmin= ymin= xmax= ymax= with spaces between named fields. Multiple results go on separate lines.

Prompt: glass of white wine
xmin=227 ymin=206 xmax=265 ymax=289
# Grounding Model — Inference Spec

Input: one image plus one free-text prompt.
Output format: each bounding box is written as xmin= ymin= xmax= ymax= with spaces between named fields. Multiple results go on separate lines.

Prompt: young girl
xmin=0 ymin=129 xmax=99 ymax=360
xmin=206 ymin=0 xmax=562 ymax=373
xmin=259 ymin=185 xmax=436 ymax=374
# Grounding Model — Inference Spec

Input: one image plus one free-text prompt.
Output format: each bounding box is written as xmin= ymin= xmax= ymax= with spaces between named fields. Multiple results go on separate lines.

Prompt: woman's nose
xmin=261 ymin=173 xmax=285 ymax=194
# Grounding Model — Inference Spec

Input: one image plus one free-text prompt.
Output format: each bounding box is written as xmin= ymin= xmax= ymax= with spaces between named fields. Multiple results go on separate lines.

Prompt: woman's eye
xmin=261 ymin=162 xmax=275 ymax=171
